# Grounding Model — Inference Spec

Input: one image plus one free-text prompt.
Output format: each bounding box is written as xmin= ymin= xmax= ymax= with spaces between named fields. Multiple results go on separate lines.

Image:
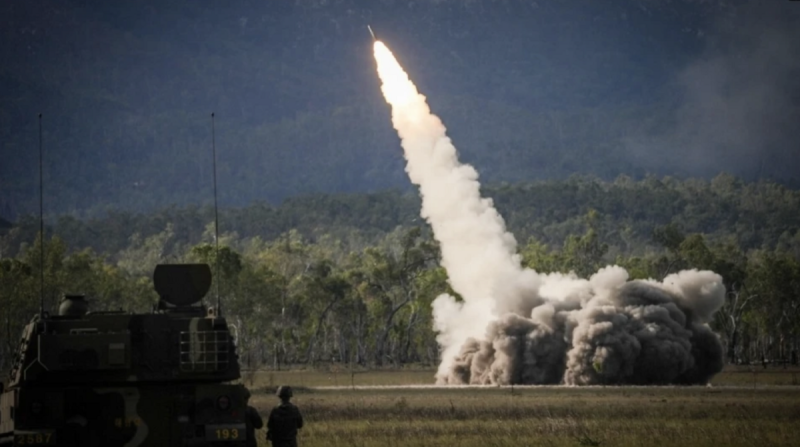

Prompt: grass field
xmin=246 ymin=366 xmax=800 ymax=447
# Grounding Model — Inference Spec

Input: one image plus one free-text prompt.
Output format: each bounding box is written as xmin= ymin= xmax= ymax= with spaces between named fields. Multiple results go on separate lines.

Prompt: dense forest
xmin=2 ymin=0 xmax=798 ymax=218
xmin=2 ymin=175 xmax=799 ymax=372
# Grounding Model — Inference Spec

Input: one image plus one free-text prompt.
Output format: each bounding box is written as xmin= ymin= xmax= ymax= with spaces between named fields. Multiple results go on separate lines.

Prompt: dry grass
xmin=242 ymin=364 xmax=800 ymax=389
xmin=245 ymin=367 xmax=800 ymax=447
xmin=712 ymin=365 xmax=800 ymax=387
xmin=242 ymin=368 xmax=436 ymax=390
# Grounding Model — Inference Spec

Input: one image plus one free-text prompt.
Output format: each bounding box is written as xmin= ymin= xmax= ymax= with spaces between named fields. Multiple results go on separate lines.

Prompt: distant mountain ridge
xmin=3 ymin=174 xmax=798 ymax=261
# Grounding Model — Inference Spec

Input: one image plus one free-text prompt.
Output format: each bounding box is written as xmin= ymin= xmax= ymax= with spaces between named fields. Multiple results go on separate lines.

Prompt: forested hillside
xmin=2 ymin=0 xmax=798 ymax=218
xmin=2 ymin=175 xmax=799 ymax=372
xmin=3 ymin=174 xmax=798 ymax=257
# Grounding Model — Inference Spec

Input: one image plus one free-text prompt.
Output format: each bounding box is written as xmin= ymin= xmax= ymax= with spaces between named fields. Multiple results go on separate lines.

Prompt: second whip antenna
xmin=211 ymin=112 xmax=221 ymax=316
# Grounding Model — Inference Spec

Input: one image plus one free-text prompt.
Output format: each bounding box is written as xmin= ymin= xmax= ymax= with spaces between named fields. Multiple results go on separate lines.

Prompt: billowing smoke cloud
xmin=373 ymin=41 xmax=725 ymax=385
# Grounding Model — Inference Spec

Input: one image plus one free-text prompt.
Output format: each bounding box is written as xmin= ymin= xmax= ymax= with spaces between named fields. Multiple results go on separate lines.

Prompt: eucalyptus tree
xmin=355 ymin=227 xmax=440 ymax=366
xmin=747 ymin=251 xmax=800 ymax=363
xmin=298 ymin=259 xmax=349 ymax=365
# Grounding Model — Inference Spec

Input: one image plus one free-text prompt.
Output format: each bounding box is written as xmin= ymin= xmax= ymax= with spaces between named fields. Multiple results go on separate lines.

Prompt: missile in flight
xmin=367 ymin=25 xmax=377 ymax=41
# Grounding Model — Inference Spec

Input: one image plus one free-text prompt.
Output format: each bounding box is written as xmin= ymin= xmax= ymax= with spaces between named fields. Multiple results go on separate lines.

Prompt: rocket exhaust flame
xmin=372 ymin=42 xmax=725 ymax=385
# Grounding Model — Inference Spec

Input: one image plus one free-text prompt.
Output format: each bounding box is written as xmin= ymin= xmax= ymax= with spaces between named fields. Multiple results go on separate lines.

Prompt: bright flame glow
xmin=374 ymin=42 xmax=419 ymax=107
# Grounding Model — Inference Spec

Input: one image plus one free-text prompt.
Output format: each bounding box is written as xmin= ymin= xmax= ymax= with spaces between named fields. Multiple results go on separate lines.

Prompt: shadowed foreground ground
xmin=246 ymin=368 xmax=800 ymax=447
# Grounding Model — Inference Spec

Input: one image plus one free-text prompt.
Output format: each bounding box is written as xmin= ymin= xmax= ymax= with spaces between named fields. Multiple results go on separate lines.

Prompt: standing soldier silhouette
xmin=267 ymin=385 xmax=304 ymax=447
xmin=244 ymin=388 xmax=263 ymax=447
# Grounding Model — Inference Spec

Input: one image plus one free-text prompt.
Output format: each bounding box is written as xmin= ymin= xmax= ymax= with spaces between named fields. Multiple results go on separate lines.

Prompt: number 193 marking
xmin=215 ymin=428 xmax=239 ymax=440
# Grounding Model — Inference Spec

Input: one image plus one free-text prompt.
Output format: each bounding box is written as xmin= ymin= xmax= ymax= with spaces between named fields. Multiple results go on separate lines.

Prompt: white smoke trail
xmin=373 ymin=41 xmax=526 ymax=377
xmin=372 ymin=41 xmax=725 ymax=385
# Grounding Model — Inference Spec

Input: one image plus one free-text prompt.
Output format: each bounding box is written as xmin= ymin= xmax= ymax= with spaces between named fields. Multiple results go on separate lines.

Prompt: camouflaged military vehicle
xmin=0 ymin=264 xmax=253 ymax=446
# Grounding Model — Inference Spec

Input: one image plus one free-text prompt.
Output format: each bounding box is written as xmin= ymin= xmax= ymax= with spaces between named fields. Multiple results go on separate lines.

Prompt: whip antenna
xmin=38 ymin=113 xmax=45 ymax=318
xmin=211 ymin=112 xmax=221 ymax=316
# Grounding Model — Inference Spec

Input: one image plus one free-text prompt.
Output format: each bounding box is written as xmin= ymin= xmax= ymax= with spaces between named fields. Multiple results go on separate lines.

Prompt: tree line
xmin=2 ymin=175 xmax=799 ymax=372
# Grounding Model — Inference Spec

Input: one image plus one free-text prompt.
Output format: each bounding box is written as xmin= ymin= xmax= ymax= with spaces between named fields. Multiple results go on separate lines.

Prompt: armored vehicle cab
xmin=0 ymin=264 xmax=253 ymax=446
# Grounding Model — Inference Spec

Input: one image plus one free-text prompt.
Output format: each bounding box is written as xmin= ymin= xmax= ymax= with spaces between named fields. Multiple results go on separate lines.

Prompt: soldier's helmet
xmin=276 ymin=385 xmax=293 ymax=399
